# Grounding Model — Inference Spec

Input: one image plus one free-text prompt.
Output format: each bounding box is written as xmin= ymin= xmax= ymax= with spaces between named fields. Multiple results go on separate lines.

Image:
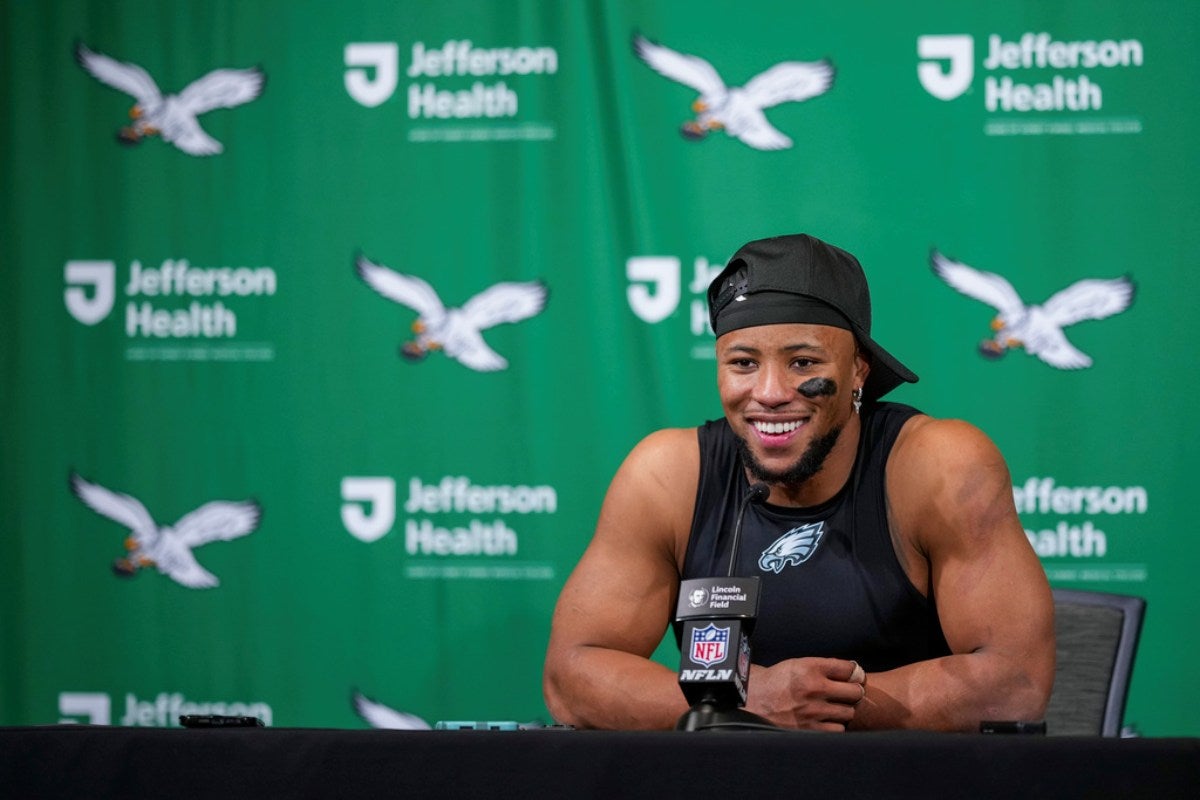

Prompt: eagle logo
xmin=931 ymin=249 xmax=1136 ymax=369
xmin=759 ymin=522 xmax=824 ymax=574
xmin=70 ymin=472 xmax=261 ymax=589
xmin=354 ymin=253 xmax=548 ymax=372
xmin=351 ymin=691 xmax=431 ymax=730
xmin=632 ymin=34 xmax=834 ymax=150
xmin=75 ymin=42 xmax=265 ymax=156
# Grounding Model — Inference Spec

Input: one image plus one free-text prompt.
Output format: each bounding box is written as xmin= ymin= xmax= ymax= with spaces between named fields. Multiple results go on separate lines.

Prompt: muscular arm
xmin=849 ymin=418 xmax=1055 ymax=731
xmin=542 ymin=429 xmax=698 ymax=729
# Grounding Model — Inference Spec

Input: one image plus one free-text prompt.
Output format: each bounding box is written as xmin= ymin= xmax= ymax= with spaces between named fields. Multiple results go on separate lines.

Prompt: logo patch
xmin=632 ymin=34 xmax=834 ymax=151
xmin=931 ymin=249 xmax=1135 ymax=369
xmin=351 ymin=690 xmax=431 ymax=730
xmin=915 ymin=32 xmax=1145 ymax=136
xmin=75 ymin=42 xmax=264 ymax=156
xmin=689 ymin=623 xmax=729 ymax=667
xmin=917 ymin=35 xmax=975 ymax=100
xmin=355 ymin=253 xmax=548 ymax=372
xmin=70 ymin=472 xmax=261 ymax=589
xmin=64 ymin=261 xmax=116 ymax=325
xmin=759 ymin=522 xmax=824 ymax=573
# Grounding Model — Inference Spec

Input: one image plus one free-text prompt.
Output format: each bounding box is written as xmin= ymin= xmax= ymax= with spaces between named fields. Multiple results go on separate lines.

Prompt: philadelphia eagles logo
xmin=759 ymin=522 xmax=824 ymax=573
xmin=931 ymin=249 xmax=1135 ymax=369
xmin=354 ymin=253 xmax=549 ymax=372
xmin=632 ymin=33 xmax=834 ymax=150
xmin=75 ymin=41 xmax=265 ymax=156
xmin=351 ymin=690 xmax=431 ymax=730
xmin=70 ymin=472 xmax=261 ymax=588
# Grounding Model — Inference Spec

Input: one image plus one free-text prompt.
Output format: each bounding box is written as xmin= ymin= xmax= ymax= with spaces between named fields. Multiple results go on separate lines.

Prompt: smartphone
xmin=980 ymin=720 xmax=1047 ymax=735
xmin=179 ymin=714 xmax=265 ymax=728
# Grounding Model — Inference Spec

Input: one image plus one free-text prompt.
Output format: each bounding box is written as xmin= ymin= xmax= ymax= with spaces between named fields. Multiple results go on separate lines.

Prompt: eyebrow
xmin=721 ymin=342 xmax=829 ymax=357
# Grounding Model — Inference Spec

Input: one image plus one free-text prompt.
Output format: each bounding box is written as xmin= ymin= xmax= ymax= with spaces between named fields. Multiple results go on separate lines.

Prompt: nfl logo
xmin=690 ymin=623 xmax=729 ymax=667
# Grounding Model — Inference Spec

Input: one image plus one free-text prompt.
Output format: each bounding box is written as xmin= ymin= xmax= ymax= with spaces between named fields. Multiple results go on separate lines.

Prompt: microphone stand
xmin=674 ymin=482 xmax=774 ymax=731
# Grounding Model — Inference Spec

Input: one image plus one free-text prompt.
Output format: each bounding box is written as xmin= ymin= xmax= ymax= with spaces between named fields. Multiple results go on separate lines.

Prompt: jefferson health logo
xmin=341 ymin=474 xmax=558 ymax=582
xmin=632 ymin=33 xmax=834 ymax=150
xmin=930 ymin=249 xmax=1135 ymax=369
xmin=1014 ymin=475 xmax=1150 ymax=584
xmin=64 ymin=258 xmax=279 ymax=361
xmin=344 ymin=37 xmax=559 ymax=142
xmin=59 ymin=691 xmax=272 ymax=726
xmin=917 ymin=31 xmax=1144 ymax=136
xmin=75 ymin=42 xmax=265 ymax=156
xmin=70 ymin=472 xmax=262 ymax=589
xmin=626 ymin=250 xmax=726 ymax=360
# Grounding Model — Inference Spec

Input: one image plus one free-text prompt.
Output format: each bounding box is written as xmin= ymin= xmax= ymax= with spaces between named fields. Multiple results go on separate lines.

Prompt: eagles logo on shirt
xmin=759 ymin=521 xmax=824 ymax=573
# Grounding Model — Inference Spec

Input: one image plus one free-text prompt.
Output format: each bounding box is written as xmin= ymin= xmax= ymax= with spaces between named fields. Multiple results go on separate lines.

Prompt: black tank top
xmin=682 ymin=402 xmax=951 ymax=671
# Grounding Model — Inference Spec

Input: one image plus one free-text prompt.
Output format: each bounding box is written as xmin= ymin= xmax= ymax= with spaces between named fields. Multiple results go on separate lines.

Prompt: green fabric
xmin=2 ymin=0 xmax=1196 ymax=735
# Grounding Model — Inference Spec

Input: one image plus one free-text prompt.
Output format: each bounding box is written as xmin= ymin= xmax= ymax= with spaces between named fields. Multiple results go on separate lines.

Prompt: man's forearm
xmin=544 ymin=646 xmax=689 ymax=729
xmin=848 ymin=651 xmax=1051 ymax=731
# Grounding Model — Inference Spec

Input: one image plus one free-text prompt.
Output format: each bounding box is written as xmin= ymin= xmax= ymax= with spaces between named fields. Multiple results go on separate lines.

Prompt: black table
xmin=2 ymin=725 xmax=1198 ymax=799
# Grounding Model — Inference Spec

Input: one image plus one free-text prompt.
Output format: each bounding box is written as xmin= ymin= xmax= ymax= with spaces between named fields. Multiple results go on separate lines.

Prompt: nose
xmin=751 ymin=362 xmax=796 ymax=408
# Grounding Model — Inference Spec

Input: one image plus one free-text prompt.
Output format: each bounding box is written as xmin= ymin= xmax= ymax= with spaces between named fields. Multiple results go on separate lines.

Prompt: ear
xmin=853 ymin=349 xmax=870 ymax=388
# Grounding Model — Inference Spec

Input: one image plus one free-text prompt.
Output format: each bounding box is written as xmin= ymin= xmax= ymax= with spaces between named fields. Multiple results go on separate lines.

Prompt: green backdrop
xmin=3 ymin=0 xmax=1197 ymax=736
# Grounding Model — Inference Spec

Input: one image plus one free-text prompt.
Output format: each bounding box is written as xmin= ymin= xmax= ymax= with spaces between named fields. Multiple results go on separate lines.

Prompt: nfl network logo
xmin=690 ymin=623 xmax=729 ymax=667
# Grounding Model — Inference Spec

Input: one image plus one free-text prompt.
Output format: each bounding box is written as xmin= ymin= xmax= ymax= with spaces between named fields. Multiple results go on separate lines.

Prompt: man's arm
xmin=542 ymin=428 xmax=698 ymax=729
xmin=849 ymin=417 xmax=1055 ymax=731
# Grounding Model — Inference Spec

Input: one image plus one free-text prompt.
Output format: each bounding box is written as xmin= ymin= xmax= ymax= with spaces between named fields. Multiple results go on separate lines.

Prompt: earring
xmin=852 ymin=387 xmax=863 ymax=414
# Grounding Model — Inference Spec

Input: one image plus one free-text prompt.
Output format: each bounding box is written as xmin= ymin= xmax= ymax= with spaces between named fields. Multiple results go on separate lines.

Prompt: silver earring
xmin=852 ymin=387 xmax=863 ymax=414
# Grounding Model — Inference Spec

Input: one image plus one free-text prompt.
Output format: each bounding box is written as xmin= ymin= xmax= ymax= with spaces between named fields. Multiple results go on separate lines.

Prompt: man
xmin=543 ymin=233 xmax=1054 ymax=731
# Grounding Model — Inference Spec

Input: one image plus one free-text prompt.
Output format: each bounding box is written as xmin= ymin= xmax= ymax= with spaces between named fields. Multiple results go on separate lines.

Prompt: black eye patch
xmin=797 ymin=377 xmax=837 ymax=398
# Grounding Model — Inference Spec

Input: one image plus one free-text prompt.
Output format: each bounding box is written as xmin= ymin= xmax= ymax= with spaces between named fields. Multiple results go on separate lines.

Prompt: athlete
xmin=543 ymin=233 xmax=1054 ymax=730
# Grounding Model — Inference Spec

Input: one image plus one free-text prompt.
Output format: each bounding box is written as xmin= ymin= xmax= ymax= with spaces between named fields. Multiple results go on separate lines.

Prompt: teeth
xmin=754 ymin=420 xmax=801 ymax=435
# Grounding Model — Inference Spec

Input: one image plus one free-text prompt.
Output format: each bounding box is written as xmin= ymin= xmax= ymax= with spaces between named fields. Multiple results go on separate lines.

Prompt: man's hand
xmin=745 ymin=657 xmax=867 ymax=731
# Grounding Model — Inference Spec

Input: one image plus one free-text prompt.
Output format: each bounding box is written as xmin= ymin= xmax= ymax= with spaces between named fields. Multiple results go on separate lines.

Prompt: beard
xmin=734 ymin=424 xmax=844 ymax=487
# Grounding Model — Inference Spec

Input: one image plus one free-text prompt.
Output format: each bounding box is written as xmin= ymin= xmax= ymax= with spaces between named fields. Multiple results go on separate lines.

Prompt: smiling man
xmin=543 ymin=233 xmax=1054 ymax=731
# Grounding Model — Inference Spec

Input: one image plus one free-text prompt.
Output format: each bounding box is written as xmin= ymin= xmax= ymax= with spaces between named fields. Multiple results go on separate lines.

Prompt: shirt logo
xmin=759 ymin=522 xmax=824 ymax=573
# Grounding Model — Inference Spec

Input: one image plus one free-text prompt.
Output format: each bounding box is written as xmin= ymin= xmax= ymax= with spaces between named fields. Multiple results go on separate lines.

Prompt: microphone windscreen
xmin=748 ymin=482 xmax=770 ymax=504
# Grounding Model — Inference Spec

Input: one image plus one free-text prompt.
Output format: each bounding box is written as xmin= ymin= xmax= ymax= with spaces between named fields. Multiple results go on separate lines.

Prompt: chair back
xmin=1045 ymin=589 xmax=1145 ymax=736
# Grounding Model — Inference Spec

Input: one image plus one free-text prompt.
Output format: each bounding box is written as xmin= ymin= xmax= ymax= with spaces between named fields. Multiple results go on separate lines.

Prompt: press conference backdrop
xmin=2 ymin=0 xmax=1197 ymax=736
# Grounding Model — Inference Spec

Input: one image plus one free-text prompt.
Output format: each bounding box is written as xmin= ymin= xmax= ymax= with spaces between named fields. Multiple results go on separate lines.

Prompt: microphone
xmin=674 ymin=481 xmax=772 ymax=731
xmin=727 ymin=482 xmax=770 ymax=576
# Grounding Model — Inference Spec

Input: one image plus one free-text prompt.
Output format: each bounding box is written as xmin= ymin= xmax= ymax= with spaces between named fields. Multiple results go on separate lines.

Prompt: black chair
xmin=1045 ymin=589 xmax=1146 ymax=736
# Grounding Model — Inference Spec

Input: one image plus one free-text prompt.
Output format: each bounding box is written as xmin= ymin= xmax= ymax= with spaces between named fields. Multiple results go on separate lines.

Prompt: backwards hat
xmin=707 ymin=233 xmax=918 ymax=401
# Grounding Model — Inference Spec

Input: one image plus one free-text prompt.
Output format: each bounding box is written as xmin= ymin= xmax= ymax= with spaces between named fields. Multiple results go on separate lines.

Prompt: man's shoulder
xmin=891 ymin=413 xmax=997 ymax=465
xmin=605 ymin=427 xmax=702 ymax=559
xmin=622 ymin=427 xmax=702 ymax=488
xmin=636 ymin=425 xmax=702 ymax=452
xmin=887 ymin=412 xmax=1011 ymax=523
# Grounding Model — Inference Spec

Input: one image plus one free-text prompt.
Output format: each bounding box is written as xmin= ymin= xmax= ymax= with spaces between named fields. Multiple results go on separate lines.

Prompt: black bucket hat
xmin=707 ymin=233 xmax=918 ymax=401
